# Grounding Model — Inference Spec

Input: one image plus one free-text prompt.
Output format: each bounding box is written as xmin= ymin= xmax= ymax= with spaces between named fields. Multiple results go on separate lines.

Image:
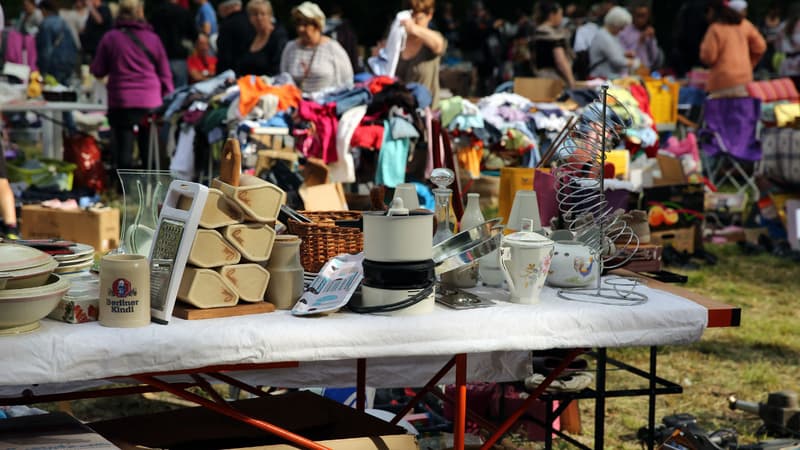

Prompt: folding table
xmin=0 ymin=275 xmax=738 ymax=449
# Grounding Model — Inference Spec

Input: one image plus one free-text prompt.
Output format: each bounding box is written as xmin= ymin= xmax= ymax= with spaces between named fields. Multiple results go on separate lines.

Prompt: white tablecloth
xmin=0 ymin=282 xmax=707 ymax=397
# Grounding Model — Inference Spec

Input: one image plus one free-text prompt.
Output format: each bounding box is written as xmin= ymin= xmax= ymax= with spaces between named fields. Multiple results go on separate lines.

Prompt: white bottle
xmin=459 ymin=193 xmax=485 ymax=231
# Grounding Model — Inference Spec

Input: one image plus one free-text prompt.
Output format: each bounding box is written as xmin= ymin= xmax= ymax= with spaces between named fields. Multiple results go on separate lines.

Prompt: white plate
xmin=53 ymin=243 xmax=95 ymax=261
xmin=58 ymin=254 xmax=95 ymax=267
xmin=54 ymin=260 xmax=94 ymax=274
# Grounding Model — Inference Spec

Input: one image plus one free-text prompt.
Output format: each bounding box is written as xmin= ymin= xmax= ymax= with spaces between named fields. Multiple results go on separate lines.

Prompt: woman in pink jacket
xmin=91 ymin=0 xmax=173 ymax=171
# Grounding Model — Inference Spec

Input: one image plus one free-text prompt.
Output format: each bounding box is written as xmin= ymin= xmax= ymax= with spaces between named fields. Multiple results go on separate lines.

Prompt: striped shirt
xmin=280 ymin=38 xmax=353 ymax=93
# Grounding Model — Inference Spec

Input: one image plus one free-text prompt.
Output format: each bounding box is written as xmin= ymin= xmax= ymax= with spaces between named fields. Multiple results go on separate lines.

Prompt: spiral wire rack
xmin=545 ymin=84 xmax=648 ymax=305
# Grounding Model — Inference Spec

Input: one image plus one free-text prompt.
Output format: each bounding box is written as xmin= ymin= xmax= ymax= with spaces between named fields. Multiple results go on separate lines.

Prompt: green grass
xmin=563 ymin=243 xmax=800 ymax=449
xmin=28 ymin=243 xmax=800 ymax=449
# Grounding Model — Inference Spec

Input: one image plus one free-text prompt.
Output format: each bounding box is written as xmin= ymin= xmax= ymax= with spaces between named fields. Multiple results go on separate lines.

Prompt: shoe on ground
xmin=524 ymin=371 xmax=594 ymax=393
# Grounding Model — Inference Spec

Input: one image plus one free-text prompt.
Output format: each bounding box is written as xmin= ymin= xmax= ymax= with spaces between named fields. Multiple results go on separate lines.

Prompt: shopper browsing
xmin=279 ymin=2 xmax=353 ymax=93
xmin=394 ymin=0 xmax=447 ymax=108
xmin=700 ymin=0 xmax=765 ymax=98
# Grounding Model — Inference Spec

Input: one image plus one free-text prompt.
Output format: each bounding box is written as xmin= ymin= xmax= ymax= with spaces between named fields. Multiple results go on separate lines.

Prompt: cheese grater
xmin=149 ymin=181 xmax=209 ymax=324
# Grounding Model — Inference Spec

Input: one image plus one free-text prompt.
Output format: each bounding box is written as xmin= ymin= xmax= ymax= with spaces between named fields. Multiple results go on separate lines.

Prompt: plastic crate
xmin=645 ymin=79 xmax=680 ymax=126
xmin=7 ymin=158 xmax=77 ymax=191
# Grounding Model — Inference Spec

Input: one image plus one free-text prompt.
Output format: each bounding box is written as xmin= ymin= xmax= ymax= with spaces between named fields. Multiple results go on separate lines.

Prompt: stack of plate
xmin=54 ymin=243 xmax=96 ymax=274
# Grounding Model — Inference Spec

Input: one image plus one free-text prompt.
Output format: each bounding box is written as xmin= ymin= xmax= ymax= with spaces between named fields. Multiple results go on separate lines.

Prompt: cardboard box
xmin=640 ymin=183 xmax=705 ymax=232
xmin=89 ymin=391 xmax=412 ymax=449
xmin=607 ymin=243 xmax=662 ymax=273
xmin=0 ymin=412 xmax=117 ymax=449
xmin=651 ymin=226 xmax=696 ymax=254
xmin=20 ymin=205 xmax=119 ymax=252
xmin=513 ymin=77 xmax=565 ymax=103
xmin=652 ymin=154 xmax=687 ymax=186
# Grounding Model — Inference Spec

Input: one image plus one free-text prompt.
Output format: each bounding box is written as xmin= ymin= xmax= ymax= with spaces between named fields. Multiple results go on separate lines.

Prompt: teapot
xmin=546 ymin=240 xmax=598 ymax=288
xmin=499 ymin=220 xmax=554 ymax=304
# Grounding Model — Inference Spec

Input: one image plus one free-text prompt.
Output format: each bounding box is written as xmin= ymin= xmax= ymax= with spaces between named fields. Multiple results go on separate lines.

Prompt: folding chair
xmin=698 ymin=97 xmax=762 ymax=199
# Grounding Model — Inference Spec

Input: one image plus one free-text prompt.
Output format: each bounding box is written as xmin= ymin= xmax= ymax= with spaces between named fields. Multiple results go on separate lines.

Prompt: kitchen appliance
xmin=350 ymin=198 xmax=436 ymax=315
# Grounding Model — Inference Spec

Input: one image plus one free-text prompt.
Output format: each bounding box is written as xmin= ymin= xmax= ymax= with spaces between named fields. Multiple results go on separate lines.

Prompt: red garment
xmin=177 ymin=0 xmax=189 ymax=8
xmin=237 ymin=75 xmax=302 ymax=116
xmin=367 ymin=76 xmax=396 ymax=94
xmin=297 ymin=101 xmax=339 ymax=164
xmin=187 ymin=52 xmax=217 ymax=82
xmin=629 ymin=83 xmax=659 ymax=155
xmin=350 ymin=124 xmax=385 ymax=150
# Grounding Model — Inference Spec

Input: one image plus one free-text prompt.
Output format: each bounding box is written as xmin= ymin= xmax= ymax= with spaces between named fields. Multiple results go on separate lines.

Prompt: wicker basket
xmin=286 ymin=211 xmax=364 ymax=273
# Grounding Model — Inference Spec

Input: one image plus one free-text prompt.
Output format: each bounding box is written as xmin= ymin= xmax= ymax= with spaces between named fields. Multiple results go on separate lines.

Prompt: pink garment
xmin=424 ymin=107 xmax=433 ymax=178
xmin=297 ymin=100 xmax=339 ymax=164
xmin=1 ymin=29 xmax=38 ymax=71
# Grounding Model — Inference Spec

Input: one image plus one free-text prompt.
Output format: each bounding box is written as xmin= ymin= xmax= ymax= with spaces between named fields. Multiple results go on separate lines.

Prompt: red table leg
xmin=480 ymin=348 xmax=585 ymax=450
xmin=132 ymin=374 xmax=332 ymax=450
xmin=357 ymin=358 xmax=366 ymax=412
xmin=453 ymin=353 xmax=468 ymax=450
xmin=390 ymin=356 xmax=457 ymax=426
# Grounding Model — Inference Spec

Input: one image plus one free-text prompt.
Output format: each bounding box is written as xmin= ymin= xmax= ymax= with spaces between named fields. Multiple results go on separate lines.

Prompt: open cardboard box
xmin=89 ymin=391 xmax=416 ymax=450
xmin=513 ymin=77 xmax=565 ymax=103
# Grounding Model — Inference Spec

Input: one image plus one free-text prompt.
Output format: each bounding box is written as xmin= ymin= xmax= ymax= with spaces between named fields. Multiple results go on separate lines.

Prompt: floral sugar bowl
xmin=546 ymin=240 xmax=598 ymax=288
xmin=499 ymin=219 xmax=554 ymax=304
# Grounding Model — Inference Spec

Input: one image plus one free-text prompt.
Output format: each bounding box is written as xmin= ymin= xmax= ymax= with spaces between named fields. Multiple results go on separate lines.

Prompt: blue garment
xmin=390 ymin=116 xmax=419 ymax=139
xmin=36 ymin=15 xmax=78 ymax=85
xmin=195 ymin=3 xmax=218 ymax=36
xmin=169 ymin=59 xmax=189 ymax=90
xmin=322 ymin=87 xmax=372 ymax=116
xmin=376 ymin=120 xmax=410 ymax=188
xmin=406 ymin=83 xmax=432 ymax=109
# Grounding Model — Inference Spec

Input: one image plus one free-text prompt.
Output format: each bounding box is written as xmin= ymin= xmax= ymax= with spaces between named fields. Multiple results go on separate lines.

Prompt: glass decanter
xmin=431 ymin=168 xmax=455 ymax=245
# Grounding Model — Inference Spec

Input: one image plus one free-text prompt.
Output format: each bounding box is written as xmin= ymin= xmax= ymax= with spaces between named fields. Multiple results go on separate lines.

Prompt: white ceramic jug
xmin=499 ymin=224 xmax=554 ymax=304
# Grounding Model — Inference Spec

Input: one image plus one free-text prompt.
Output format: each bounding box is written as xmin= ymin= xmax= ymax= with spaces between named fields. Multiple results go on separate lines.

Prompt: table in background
xmin=1 ymin=100 xmax=107 ymax=160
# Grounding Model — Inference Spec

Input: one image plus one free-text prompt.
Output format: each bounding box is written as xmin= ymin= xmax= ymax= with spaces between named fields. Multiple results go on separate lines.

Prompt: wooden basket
xmin=286 ymin=211 xmax=364 ymax=273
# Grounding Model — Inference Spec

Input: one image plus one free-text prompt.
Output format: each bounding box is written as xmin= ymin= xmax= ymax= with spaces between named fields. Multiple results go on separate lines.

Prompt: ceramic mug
xmin=99 ymin=254 xmax=150 ymax=327
xmin=499 ymin=241 xmax=553 ymax=304
xmin=547 ymin=240 xmax=598 ymax=288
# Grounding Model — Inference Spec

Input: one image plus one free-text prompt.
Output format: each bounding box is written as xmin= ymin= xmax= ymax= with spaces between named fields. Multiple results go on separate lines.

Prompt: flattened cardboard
xmin=653 ymin=154 xmax=686 ymax=186
xmin=90 ymin=391 xmax=408 ymax=450
xmin=299 ymin=183 xmax=348 ymax=211
xmin=0 ymin=412 xmax=117 ymax=449
xmin=513 ymin=77 xmax=565 ymax=103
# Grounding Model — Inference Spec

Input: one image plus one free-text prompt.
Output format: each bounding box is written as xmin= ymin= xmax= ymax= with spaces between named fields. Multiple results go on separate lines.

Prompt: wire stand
xmin=551 ymin=84 xmax=648 ymax=306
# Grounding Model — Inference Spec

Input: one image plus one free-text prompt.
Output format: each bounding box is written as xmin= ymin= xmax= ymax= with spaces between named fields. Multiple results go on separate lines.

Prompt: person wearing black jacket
xmin=216 ymin=0 xmax=255 ymax=74
xmin=80 ymin=0 xmax=112 ymax=63
xmin=150 ymin=0 xmax=196 ymax=88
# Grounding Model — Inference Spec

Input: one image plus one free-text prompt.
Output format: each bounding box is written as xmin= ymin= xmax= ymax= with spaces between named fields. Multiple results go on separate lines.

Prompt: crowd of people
xmin=0 ymin=0 xmax=798 ymax=240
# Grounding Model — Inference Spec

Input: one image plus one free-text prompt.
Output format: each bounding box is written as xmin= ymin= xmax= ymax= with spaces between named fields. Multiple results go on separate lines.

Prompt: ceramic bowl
xmin=0 ymin=243 xmax=54 ymax=272
xmin=5 ymin=258 xmax=60 ymax=290
xmin=0 ymin=274 xmax=70 ymax=334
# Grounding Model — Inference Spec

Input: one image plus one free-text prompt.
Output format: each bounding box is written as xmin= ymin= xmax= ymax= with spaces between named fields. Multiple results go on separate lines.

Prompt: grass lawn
xmin=26 ymin=243 xmax=800 ymax=449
